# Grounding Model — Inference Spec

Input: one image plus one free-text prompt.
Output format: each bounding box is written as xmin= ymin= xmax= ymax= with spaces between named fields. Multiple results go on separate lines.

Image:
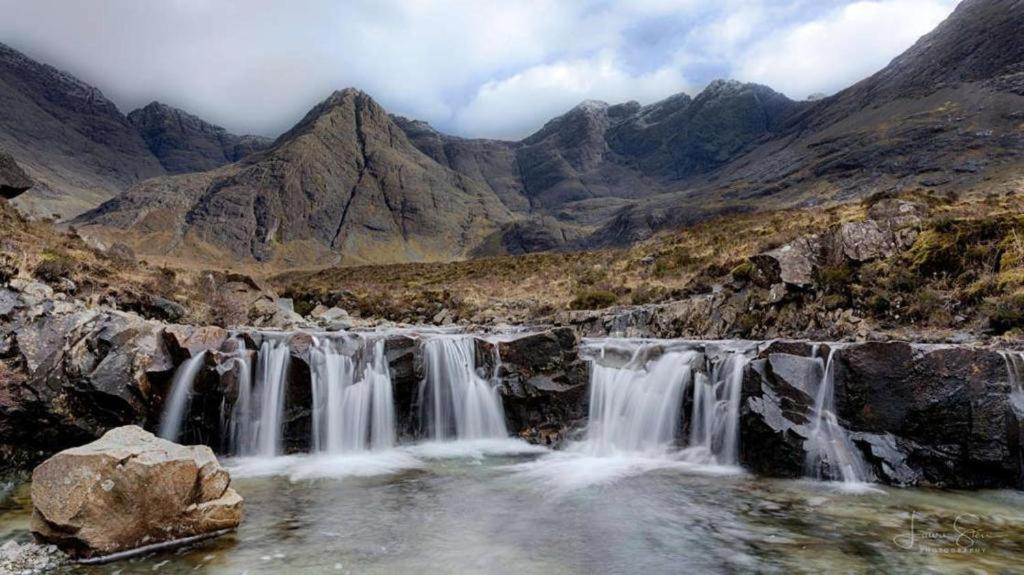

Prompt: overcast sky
xmin=0 ymin=0 xmax=958 ymax=140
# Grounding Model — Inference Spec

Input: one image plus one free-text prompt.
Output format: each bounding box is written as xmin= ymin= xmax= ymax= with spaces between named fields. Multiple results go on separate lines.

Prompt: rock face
xmin=0 ymin=150 xmax=32 ymax=198
xmin=31 ymin=426 xmax=242 ymax=559
xmin=478 ymin=329 xmax=589 ymax=445
xmin=128 ymin=101 xmax=272 ymax=174
xmin=740 ymin=342 xmax=1023 ymax=488
xmin=0 ymin=42 xmax=165 ymax=219
xmin=78 ymin=89 xmax=513 ymax=267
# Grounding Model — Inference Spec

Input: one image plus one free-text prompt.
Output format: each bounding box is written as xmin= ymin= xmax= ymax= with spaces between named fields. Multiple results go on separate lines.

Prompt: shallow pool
xmin=3 ymin=440 xmax=1023 ymax=574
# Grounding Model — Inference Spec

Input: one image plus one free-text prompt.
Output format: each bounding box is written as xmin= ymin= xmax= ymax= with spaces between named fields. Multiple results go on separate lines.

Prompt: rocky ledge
xmin=31 ymin=426 xmax=242 ymax=560
xmin=1 ymin=278 xmax=1021 ymax=490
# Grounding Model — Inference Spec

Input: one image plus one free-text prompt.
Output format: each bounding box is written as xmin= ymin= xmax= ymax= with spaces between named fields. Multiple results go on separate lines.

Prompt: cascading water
xmin=309 ymin=336 xmax=396 ymax=453
xmin=1002 ymin=351 xmax=1024 ymax=413
xmin=158 ymin=351 xmax=208 ymax=442
xmin=252 ymin=336 xmax=291 ymax=457
xmin=418 ymin=335 xmax=508 ymax=441
xmin=583 ymin=346 xmax=697 ymax=455
xmin=578 ymin=341 xmax=750 ymax=465
xmin=804 ymin=348 xmax=869 ymax=483
xmin=223 ymin=339 xmax=255 ymax=455
xmin=688 ymin=351 xmax=749 ymax=465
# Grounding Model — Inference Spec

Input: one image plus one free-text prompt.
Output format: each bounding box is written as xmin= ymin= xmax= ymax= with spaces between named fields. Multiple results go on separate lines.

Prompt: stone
xmin=749 ymin=236 xmax=820 ymax=288
xmin=838 ymin=220 xmax=899 ymax=262
xmin=30 ymin=426 xmax=242 ymax=559
xmin=0 ymin=540 xmax=66 ymax=574
xmin=0 ymin=151 xmax=33 ymax=199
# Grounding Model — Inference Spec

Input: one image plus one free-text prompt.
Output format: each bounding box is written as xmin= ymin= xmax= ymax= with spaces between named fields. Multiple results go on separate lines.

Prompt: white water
xmin=309 ymin=337 xmax=396 ymax=453
xmin=583 ymin=347 xmax=697 ymax=456
xmin=804 ymin=348 xmax=869 ymax=484
xmin=689 ymin=352 xmax=749 ymax=465
xmin=224 ymin=349 xmax=254 ymax=455
xmin=252 ymin=337 xmax=291 ymax=457
xmin=158 ymin=351 xmax=207 ymax=442
xmin=418 ymin=335 xmax=508 ymax=441
xmin=1002 ymin=351 xmax=1024 ymax=413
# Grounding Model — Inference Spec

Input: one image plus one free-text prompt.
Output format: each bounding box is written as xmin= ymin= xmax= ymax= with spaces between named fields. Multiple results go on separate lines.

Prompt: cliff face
xmin=0 ymin=43 xmax=165 ymax=219
xmin=128 ymin=102 xmax=272 ymax=174
xmin=79 ymin=89 xmax=513 ymax=267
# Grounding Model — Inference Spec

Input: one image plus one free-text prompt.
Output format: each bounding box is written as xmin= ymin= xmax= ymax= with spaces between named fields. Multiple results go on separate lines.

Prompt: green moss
xmin=730 ymin=261 xmax=755 ymax=283
xmin=986 ymin=292 xmax=1024 ymax=334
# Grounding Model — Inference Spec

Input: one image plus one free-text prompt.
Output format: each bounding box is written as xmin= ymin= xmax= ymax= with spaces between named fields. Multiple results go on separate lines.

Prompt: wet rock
xmin=485 ymin=329 xmax=589 ymax=445
xmin=163 ymin=325 xmax=228 ymax=358
xmin=2 ymin=309 xmax=176 ymax=473
xmin=850 ymin=432 xmax=922 ymax=486
xmin=0 ymin=539 xmax=67 ymax=574
xmin=31 ymin=426 xmax=242 ymax=559
xmin=833 ymin=343 xmax=1020 ymax=488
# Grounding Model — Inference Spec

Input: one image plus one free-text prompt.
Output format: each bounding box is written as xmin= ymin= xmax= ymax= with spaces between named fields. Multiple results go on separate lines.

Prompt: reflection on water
xmin=1 ymin=446 xmax=1023 ymax=574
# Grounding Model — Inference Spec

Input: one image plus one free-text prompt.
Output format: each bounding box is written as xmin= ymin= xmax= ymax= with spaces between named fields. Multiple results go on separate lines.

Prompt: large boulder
xmin=749 ymin=236 xmax=820 ymax=288
xmin=0 ymin=151 xmax=33 ymax=199
xmin=31 ymin=426 xmax=242 ymax=559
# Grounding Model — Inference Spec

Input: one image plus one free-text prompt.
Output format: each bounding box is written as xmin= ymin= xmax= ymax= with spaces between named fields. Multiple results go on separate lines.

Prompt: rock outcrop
xmin=739 ymin=342 xmax=1023 ymax=488
xmin=31 ymin=426 xmax=242 ymax=559
xmin=478 ymin=329 xmax=589 ymax=445
xmin=0 ymin=150 xmax=32 ymax=199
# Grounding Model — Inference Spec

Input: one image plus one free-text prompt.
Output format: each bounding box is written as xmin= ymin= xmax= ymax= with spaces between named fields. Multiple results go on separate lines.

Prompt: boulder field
xmin=1 ymin=278 xmax=1021 ymax=489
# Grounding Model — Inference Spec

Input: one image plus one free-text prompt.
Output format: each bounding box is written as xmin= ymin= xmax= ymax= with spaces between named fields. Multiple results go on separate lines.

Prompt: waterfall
xmin=252 ymin=336 xmax=291 ymax=457
xmin=418 ymin=335 xmax=508 ymax=441
xmin=158 ymin=351 xmax=208 ymax=442
xmin=804 ymin=348 xmax=869 ymax=483
xmin=582 ymin=347 xmax=697 ymax=455
xmin=1001 ymin=351 xmax=1024 ymax=413
xmin=224 ymin=342 xmax=255 ymax=456
xmin=309 ymin=337 xmax=396 ymax=453
xmin=688 ymin=352 xmax=749 ymax=465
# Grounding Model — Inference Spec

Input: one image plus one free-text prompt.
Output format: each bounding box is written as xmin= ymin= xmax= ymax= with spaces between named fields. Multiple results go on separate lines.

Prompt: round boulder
xmin=30 ymin=426 xmax=242 ymax=560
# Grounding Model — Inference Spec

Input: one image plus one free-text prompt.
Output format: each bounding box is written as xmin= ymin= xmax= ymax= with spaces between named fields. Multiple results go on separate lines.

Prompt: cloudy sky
xmin=0 ymin=0 xmax=958 ymax=140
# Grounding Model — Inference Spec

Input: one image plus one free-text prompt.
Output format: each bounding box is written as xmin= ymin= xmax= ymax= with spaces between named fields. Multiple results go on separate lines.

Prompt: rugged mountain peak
xmin=865 ymin=0 xmax=1024 ymax=98
xmin=0 ymin=42 xmax=164 ymax=219
xmin=79 ymin=86 xmax=512 ymax=266
xmin=127 ymin=100 xmax=271 ymax=174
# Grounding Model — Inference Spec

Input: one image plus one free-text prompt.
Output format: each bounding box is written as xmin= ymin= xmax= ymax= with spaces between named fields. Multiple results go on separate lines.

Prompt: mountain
xmin=0 ymin=42 xmax=165 ymax=219
xmin=77 ymin=89 xmax=512 ymax=267
xmin=128 ymin=102 xmax=272 ymax=174
xmin=0 ymin=42 xmax=273 ymax=220
xmin=590 ymin=0 xmax=1024 ymax=244
xmin=72 ymin=0 xmax=1024 ymax=264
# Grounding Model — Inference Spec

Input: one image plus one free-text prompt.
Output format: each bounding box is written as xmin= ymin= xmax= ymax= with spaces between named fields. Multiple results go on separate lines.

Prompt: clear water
xmin=2 ymin=445 xmax=1023 ymax=574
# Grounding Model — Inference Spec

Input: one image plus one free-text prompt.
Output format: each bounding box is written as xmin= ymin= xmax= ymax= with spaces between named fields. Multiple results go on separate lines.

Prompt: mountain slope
xmin=128 ymin=102 xmax=272 ymax=174
xmin=589 ymin=0 xmax=1024 ymax=245
xmin=0 ymin=42 xmax=165 ymax=219
xmin=77 ymin=89 xmax=513 ymax=267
